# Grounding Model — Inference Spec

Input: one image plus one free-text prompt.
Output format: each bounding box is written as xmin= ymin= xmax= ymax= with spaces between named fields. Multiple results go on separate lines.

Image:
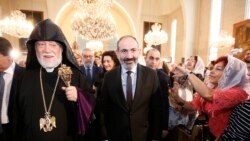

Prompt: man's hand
xmin=62 ymin=86 xmax=77 ymax=102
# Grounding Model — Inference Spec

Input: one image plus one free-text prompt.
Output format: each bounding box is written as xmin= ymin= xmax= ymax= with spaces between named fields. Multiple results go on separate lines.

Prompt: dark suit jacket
xmin=156 ymin=69 xmax=170 ymax=131
xmin=80 ymin=65 xmax=102 ymax=86
xmin=5 ymin=64 xmax=24 ymax=141
xmin=101 ymin=64 xmax=162 ymax=141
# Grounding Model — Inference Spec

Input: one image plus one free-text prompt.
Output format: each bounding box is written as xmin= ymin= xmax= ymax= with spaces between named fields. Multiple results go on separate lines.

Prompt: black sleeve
xmin=149 ymin=71 xmax=163 ymax=140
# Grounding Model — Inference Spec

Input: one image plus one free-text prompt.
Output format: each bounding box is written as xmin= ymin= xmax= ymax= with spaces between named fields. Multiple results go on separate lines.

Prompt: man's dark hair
xmin=0 ymin=37 xmax=12 ymax=56
xmin=116 ymin=35 xmax=139 ymax=50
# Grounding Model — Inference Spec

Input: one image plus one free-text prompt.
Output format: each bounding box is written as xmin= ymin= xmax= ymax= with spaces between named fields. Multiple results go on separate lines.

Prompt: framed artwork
xmin=233 ymin=19 xmax=250 ymax=59
xmin=19 ymin=10 xmax=43 ymax=51
xmin=21 ymin=10 xmax=44 ymax=25
xmin=233 ymin=19 xmax=250 ymax=49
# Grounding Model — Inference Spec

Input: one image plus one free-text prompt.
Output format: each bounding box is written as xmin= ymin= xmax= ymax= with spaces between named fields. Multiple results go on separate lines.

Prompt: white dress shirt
xmin=121 ymin=65 xmax=137 ymax=100
xmin=1 ymin=62 xmax=15 ymax=124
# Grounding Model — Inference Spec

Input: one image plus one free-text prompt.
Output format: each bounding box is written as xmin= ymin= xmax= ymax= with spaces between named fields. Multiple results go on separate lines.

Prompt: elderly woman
xmin=168 ymin=56 xmax=205 ymax=130
xmin=170 ymin=55 xmax=250 ymax=139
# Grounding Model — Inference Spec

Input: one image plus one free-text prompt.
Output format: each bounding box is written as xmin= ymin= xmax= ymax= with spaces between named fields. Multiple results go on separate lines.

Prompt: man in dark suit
xmin=80 ymin=48 xmax=102 ymax=86
xmin=0 ymin=37 xmax=24 ymax=141
xmin=101 ymin=35 xmax=162 ymax=141
xmin=80 ymin=48 xmax=102 ymax=141
xmin=145 ymin=48 xmax=170 ymax=141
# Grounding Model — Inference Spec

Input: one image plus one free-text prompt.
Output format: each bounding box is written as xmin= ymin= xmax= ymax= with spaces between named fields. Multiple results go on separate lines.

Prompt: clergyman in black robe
xmin=12 ymin=19 xmax=94 ymax=141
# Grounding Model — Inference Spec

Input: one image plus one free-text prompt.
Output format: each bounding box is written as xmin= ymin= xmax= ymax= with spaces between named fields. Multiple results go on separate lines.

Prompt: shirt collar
xmin=84 ymin=64 xmax=93 ymax=69
xmin=121 ymin=64 xmax=137 ymax=75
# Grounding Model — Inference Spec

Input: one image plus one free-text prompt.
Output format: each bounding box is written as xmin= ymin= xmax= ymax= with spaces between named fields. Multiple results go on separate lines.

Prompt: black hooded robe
xmin=12 ymin=19 xmax=94 ymax=141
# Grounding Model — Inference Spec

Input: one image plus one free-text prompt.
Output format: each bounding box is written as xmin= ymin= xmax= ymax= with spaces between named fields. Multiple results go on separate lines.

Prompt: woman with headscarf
xmin=178 ymin=56 xmax=205 ymax=101
xmin=170 ymin=55 xmax=250 ymax=139
xmin=13 ymin=19 xmax=94 ymax=141
xmin=168 ymin=56 xmax=205 ymax=130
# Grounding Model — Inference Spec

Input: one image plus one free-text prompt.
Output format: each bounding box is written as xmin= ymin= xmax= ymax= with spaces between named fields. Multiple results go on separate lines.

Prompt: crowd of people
xmin=0 ymin=18 xmax=250 ymax=141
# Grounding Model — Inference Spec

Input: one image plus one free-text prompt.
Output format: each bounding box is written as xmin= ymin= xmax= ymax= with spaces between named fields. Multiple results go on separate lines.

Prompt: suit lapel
xmin=115 ymin=66 xmax=129 ymax=111
xmin=8 ymin=64 xmax=24 ymax=116
xmin=132 ymin=64 xmax=143 ymax=110
xmin=9 ymin=65 xmax=22 ymax=98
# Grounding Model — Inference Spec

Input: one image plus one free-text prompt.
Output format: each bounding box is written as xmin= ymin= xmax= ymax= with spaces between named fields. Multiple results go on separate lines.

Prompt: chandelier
xmin=0 ymin=10 xmax=33 ymax=38
xmin=71 ymin=0 xmax=116 ymax=40
xmin=72 ymin=12 xmax=116 ymax=40
xmin=144 ymin=23 xmax=168 ymax=46
xmin=71 ymin=0 xmax=112 ymax=16
xmin=211 ymin=31 xmax=235 ymax=48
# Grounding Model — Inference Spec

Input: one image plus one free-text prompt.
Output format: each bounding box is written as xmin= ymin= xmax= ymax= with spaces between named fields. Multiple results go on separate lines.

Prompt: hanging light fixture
xmin=71 ymin=11 xmax=116 ymax=40
xmin=211 ymin=30 xmax=235 ymax=48
xmin=71 ymin=0 xmax=112 ymax=17
xmin=144 ymin=23 xmax=168 ymax=46
xmin=0 ymin=10 xmax=33 ymax=38
xmin=71 ymin=0 xmax=116 ymax=40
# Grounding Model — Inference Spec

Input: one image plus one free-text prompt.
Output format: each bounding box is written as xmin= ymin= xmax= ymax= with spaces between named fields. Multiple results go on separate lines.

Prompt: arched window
xmin=245 ymin=0 xmax=250 ymax=19
xmin=171 ymin=19 xmax=177 ymax=63
xmin=209 ymin=0 xmax=222 ymax=61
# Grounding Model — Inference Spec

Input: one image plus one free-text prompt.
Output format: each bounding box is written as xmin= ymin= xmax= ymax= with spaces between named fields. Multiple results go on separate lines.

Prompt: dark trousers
xmin=83 ymin=120 xmax=103 ymax=141
xmin=0 ymin=123 xmax=11 ymax=141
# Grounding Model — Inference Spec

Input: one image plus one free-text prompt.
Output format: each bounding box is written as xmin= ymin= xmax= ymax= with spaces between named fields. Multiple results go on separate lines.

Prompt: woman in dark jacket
xmin=90 ymin=50 xmax=120 ymax=141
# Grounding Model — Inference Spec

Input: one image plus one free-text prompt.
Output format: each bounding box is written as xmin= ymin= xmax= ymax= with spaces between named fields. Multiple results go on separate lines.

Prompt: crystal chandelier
xmin=0 ymin=10 xmax=33 ymax=38
xmin=71 ymin=0 xmax=116 ymax=40
xmin=71 ymin=12 xmax=116 ymax=40
xmin=71 ymin=0 xmax=112 ymax=17
xmin=211 ymin=31 xmax=235 ymax=48
xmin=144 ymin=23 xmax=168 ymax=46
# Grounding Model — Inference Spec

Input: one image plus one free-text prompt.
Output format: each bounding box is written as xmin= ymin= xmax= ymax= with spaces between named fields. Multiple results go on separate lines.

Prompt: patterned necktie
xmin=0 ymin=72 xmax=5 ymax=133
xmin=86 ymin=67 xmax=92 ymax=83
xmin=126 ymin=71 xmax=133 ymax=109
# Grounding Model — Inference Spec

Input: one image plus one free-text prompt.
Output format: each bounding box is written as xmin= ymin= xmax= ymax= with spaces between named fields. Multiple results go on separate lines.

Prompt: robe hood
xmin=26 ymin=19 xmax=79 ymax=70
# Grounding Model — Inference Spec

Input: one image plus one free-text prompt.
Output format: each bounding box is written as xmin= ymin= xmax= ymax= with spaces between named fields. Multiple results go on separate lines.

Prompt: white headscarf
xmin=177 ymin=56 xmax=205 ymax=101
xmin=184 ymin=56 xmax=205 ymax=77
xmin=216 ymin=55 xmax=250 ymax=94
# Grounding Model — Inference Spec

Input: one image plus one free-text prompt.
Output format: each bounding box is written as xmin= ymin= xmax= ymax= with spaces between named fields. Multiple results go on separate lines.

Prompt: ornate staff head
xmin=58 ymin=64 xmax=73 ymax=87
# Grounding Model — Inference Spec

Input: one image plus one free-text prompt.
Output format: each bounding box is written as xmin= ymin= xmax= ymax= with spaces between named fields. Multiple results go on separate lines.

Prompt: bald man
xmin=145 ymin=48 xmax=171 ymax=140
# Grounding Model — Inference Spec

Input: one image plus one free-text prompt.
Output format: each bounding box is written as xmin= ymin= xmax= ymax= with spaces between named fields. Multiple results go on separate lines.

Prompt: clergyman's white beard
xmin=37 ymin=55 xmax=62 ymax=71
